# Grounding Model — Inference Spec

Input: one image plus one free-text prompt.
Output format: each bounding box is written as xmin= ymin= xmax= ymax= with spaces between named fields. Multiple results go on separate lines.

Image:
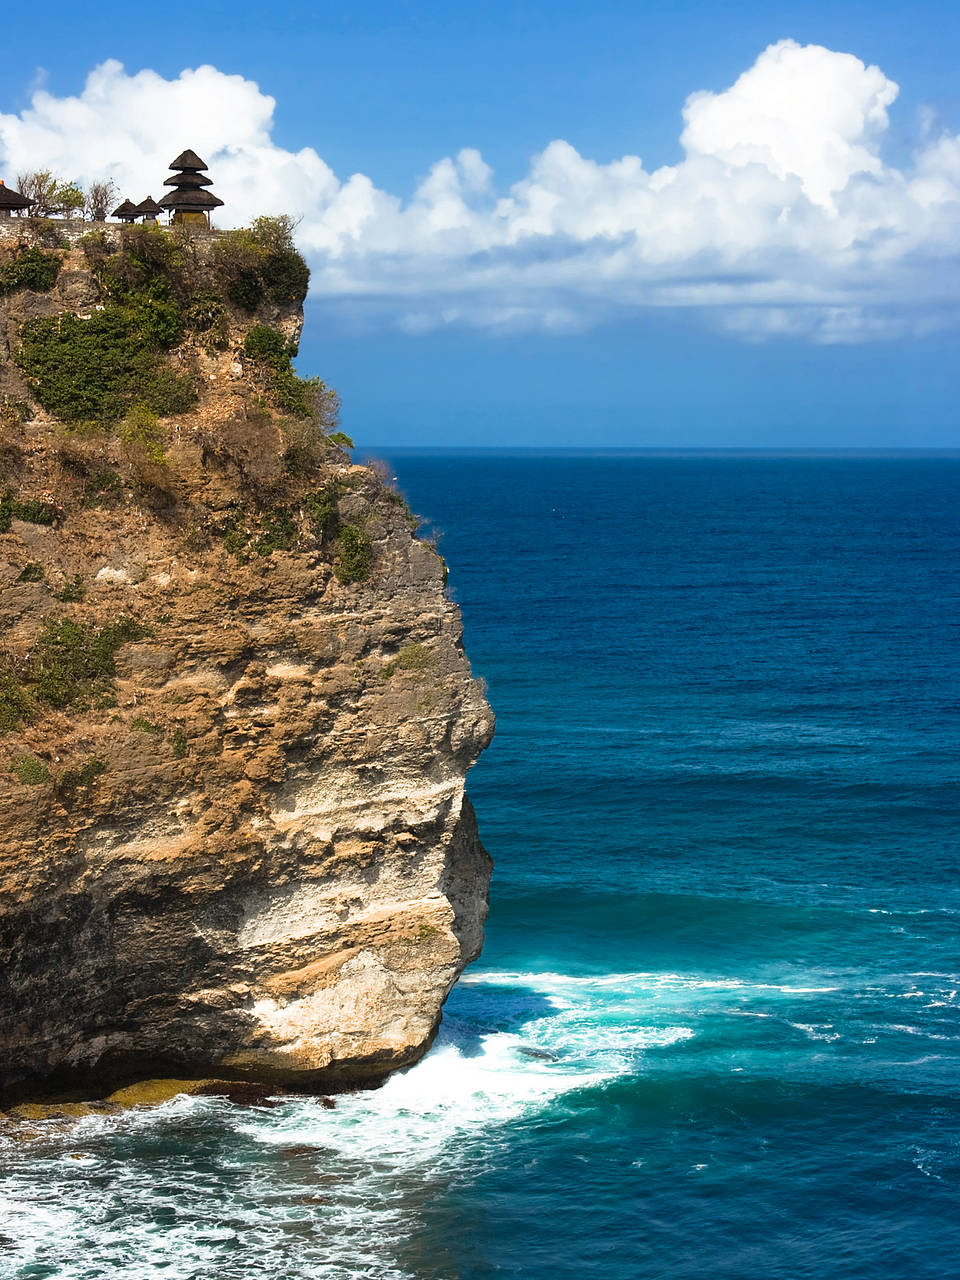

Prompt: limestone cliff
xmin=0 ymin=220 xmax=493 ymax=1098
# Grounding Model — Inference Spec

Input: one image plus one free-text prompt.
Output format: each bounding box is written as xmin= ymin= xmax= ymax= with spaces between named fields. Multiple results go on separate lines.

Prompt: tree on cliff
xmin=16 ymin=171 xmax=86 ymax=218
xmin=85 ymin=180 xmax=119 ymax=222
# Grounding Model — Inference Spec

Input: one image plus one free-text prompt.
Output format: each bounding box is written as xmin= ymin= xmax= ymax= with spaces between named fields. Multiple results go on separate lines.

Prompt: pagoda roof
xmin=162 ymin=171 xmax=213 ymax=189
xmin=169 ymin=149 xmax=208 ymax=171
xmin=157 ymin=188 xmax=225 ymax=210
xmin=135 ymin=196 xmax=163 ymax=214
xmin=0 ymin=181 xmax=33 ymax=210
xmin=111 ymin=199 xmax=139 ymax=217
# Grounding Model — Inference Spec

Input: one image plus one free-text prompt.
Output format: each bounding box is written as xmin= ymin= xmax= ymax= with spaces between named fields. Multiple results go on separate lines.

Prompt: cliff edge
xmin=0 ymin=220 xmax=493 ymax=1098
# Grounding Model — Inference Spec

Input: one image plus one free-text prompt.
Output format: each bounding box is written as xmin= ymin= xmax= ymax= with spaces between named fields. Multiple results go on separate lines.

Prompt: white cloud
xmin=2 ymin=41 xmax=959 ymax=341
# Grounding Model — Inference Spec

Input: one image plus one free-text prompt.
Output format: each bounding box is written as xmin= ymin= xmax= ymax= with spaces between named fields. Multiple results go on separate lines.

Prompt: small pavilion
xmin=112 ymin=198 xmax=139 ymax=223
xmin=0 ymin=180 xmax=34 ymax=219
xmin=158 ymin=150 xmax=224 ymax=226
xmin=135 ymin=196 xmax=162 ymax=223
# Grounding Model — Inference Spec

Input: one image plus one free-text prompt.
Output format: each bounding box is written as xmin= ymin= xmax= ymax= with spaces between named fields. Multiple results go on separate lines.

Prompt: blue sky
xmin=4 ymin=0 xmax=960 ymax=447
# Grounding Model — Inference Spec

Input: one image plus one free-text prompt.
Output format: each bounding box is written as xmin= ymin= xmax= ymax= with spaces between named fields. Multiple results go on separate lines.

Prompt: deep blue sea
xmin=2 ymin=453 xmax=959 ymax=1280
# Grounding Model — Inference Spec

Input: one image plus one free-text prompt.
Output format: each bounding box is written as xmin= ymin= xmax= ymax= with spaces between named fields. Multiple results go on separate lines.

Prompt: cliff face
xmin=0 ymin=222 xmax=493 ymax=1097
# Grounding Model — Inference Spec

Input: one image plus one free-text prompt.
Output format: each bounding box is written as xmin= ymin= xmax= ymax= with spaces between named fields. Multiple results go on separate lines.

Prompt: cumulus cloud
xmin=2 ymin=41 xmax=960 ymax=341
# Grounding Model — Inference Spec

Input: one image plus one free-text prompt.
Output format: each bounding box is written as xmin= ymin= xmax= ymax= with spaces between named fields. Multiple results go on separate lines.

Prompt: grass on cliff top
xmin=213 ymin=215 xmax=310 ymax=310
xmin=15 ymin=220 xmax=311 ymax=426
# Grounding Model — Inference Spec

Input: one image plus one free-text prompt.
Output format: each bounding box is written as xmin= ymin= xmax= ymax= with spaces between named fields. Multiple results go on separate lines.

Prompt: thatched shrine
xmin=111 ymin=199 xmax=139 ymax=223
xmin=0 ymin=180 xmax=34 ymax=218
xmin=134 ymin=196 xmax=162 ymax=223
xmin=158 ymin=150 xmax=224 ymax=226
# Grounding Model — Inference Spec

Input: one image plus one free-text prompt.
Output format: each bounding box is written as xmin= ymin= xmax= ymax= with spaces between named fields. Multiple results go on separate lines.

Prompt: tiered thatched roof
xmin=158 ymin=150 xmax=224 ymax=215
xmin=135 ymin=196 xmax=163 ymax=217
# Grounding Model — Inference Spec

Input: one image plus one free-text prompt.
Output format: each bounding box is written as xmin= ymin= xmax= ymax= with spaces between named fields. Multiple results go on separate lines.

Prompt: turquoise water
xmin=2 ymin=453 xmax=958 ymax=1279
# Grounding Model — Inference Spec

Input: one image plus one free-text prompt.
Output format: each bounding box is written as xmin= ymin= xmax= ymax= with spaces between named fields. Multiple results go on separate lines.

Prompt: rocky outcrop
xmin=0 ymin=221 xmax=493 ymax=1098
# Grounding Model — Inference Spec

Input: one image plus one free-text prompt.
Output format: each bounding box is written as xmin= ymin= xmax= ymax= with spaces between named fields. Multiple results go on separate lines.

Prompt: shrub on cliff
xmin=84 ymin=226 xmax=192 ymax=346
xmin=244 ymin=324 xmax=291 ymax=365
xmin=118 ymin=405 xmax=166 ymax=467
xmin=0 ymin=247 xmax=62 ymax=295
xmin=0 ymin=487 xmax=58 ymax=532
xmin=243 ymin=324 xmax=339 ymax=425
xmin=334 ymin=523 xmax=373 ymax=583
xmin=0 ymin=673 xmax=33 ymax=733
xmin=24 ymin=616 xmax=149 ymax=711
xmin=16 ymin=309 xmax=196 ymax=424
xmin=213 ymin=216 xmax=310 ymax=311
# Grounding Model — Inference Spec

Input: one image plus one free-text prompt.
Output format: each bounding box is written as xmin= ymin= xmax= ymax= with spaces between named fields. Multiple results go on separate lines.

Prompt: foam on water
xmin=0 ymin=970 xmax=692 ymax=1280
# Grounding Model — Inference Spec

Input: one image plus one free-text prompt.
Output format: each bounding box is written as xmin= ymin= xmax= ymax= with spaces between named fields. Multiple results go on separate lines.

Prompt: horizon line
xmin=353 ymin=446 xmax=960 ymax=457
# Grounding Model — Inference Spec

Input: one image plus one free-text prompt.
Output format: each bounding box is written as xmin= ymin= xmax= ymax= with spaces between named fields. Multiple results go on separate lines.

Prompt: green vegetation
xmin=213 ymin=215 xmax=310 ymax=311
xmin=0 ymin=397 xmax=29 ymax=430
xmin=53 ymin=756 xmax=106 ymax=799
xmin=334 ymin=523 xmax=373 ymax=584
xmin=17 ymin=563 xmax=44 ymax=583
xmin=219 ymin=482 xmax=371 ymax=574
xmin=0 ymin=246 xmax=62 ymax=295
xmin=243 ymin=324 xmax=291 ymax=364
xmin=0 ymin=488 xmax=59 ymax=533
xmin=327 ymin=431 xmax=354 ymax=448
xmin=0 ymin=674 xmax=33 ymax=733
xmin=221 ymin=508 xmax=252 ymax=559
xmin=12 ymin=755 xmax=50 ymax=786
xmin=80 ymin=470 xmax=123 ymax=508
xmin=222 ymin=502 xmax=298 ymax=559
xmin=118 ymin=404 xmax=166 ymax=466
xmin=83 ymin=224 xmax=191 ymax=345
xmin=250 ymin=505 xmax=298 ymax=557
xmin=242 ymin=323 xmax=333 ymax=422
xmin=171 ymin=727 xmax=188 ymax=758
xmin=15 ymin=170 xmax=85 ymax=218
xmin=23 ymin=616 xmax=149 ymax=712
xmin=131 ymin=715 xmax=162 ymax=736
xmin=302 ymin=481 xmax=343 ymax=539
xmin=54 ymin=574 xmax=85 ymax=603
xmin=16 ymin=308 xmax=195 ymax=424
xmin=382 ymin=643 xmax=435 ymax=679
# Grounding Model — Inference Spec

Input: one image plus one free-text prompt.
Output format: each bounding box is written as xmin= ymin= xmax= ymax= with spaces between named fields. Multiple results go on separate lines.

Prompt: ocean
xmin=2 ymin=452 xmax=958 ymax=1279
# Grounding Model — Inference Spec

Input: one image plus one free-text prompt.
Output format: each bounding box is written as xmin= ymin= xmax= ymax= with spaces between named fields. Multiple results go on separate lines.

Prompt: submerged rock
xmin=0 ymin=220 xmax=493 ymax=1099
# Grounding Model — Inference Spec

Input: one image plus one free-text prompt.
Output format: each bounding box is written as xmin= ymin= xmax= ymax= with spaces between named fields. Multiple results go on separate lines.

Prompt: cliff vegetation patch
xmin=243 ymin=323 xmax=337 ymax=423
xmin=334 ymin=523 xmax=373 ymax=584
xmin=15 ymin=309 xmax=196 ymax=424
xmin=213 ymin=215 xmax=310 ymax=311
xmin=0 ymin=487 xmax=59 ymax=531
xmin=0 ymin=615 xmax=149 ymax=733
xmin=0 ymin=247 xmax=62 ymax=295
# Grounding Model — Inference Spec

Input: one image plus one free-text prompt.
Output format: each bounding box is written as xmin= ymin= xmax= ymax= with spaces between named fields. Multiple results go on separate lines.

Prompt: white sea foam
xmin=465 ymin=969 xmax=840 ymax=996
xmin=0 ymin=968 xmax=692 ymax=1280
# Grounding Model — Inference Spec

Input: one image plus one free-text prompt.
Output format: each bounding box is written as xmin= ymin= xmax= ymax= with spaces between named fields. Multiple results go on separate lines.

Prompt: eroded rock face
xmin=0 ymin=226 xmax=493 ymax=1097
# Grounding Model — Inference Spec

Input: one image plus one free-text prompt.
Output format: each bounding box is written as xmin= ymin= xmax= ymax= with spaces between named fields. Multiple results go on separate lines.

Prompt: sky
xmin=3 ymin=0 xmax=960 ymax=447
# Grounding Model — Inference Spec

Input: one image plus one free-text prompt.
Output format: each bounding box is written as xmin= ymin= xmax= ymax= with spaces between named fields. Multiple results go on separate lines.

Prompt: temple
xmin=158 ymin=150 xmax=224 ymax=226
xmin=111 ymin=199 xmax=139 ymax=224
xmin=134 ymin=196 xmax=162 ymax=224
xmin=0 ymin=180 xmax=34 ymax=219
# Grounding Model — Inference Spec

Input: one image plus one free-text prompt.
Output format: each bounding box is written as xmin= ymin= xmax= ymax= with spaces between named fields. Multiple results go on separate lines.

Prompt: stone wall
xmin=0 ymin=217 xmax=223 ymax=246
